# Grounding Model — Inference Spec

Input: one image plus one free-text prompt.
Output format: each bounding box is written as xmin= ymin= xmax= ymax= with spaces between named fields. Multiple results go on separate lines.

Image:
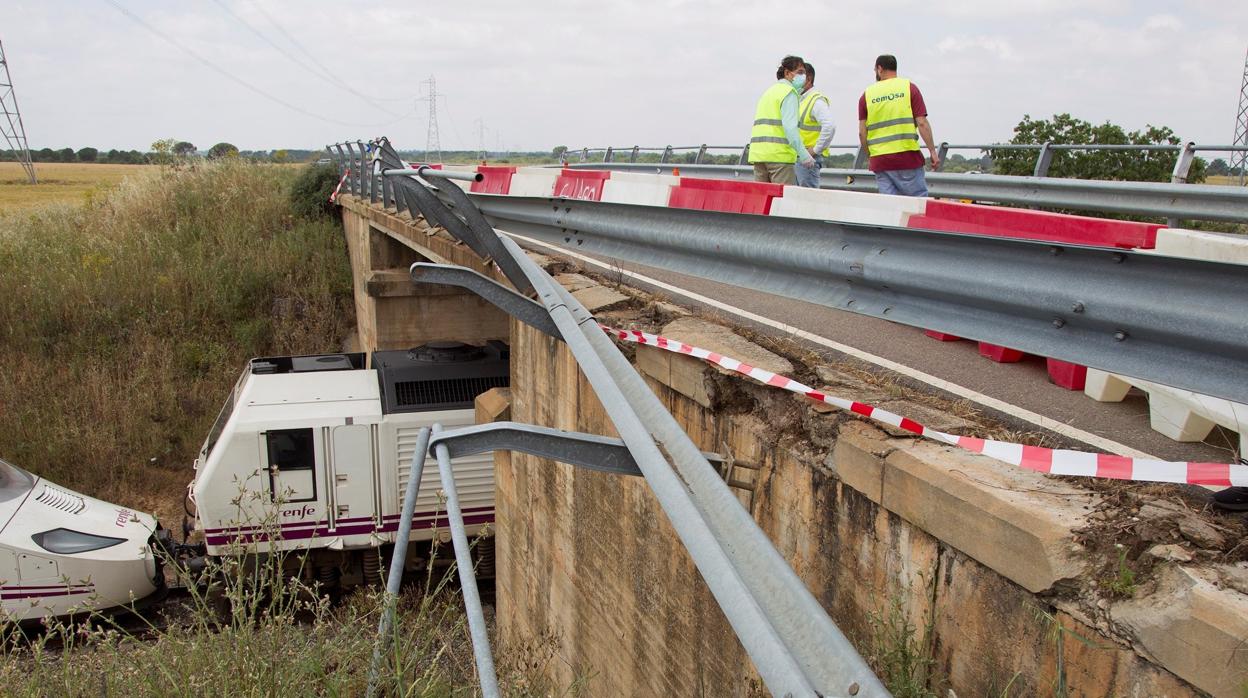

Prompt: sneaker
xmin=1212 ymin=486 xmax=1248 ymax=512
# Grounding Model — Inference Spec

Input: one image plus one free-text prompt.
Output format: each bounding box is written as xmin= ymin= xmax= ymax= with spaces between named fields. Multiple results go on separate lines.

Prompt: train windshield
xmin=0 ymin=459 xmax=36 ymax=503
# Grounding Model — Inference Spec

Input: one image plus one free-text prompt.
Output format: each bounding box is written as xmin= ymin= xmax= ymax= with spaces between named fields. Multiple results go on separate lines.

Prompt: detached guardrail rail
xmin=332 ymin=138 xmax=891 ymax=698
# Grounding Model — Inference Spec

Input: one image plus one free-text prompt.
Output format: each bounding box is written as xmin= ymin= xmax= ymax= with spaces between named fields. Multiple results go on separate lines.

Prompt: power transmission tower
xmin=475 ymin=118 xmax=486 ymax=161
xmin=1234 ymin=46 xmax=1248 ymax=186
xmin=419 ymin=75 xmax=443 ymax=163
xmin=0 ymin=38 xmax=36 ymax=184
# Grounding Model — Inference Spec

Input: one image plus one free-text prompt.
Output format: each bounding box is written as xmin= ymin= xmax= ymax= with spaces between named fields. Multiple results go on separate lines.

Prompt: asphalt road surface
xmin=512 ymin=233 xmax=1237 ymax=465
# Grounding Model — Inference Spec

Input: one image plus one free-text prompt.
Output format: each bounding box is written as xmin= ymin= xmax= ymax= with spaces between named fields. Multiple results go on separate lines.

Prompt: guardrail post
xmin=1033 ymin=142 xmax=1054 ymax=177
xmin=604 ymin=146 xmax=613 ymax=163
xmin=661 ymin=145 xmax=672 ymax=164
xmin=1167 ymin=141 xmax=1197 ymax=227
xmin=853 ymin=146 xmax=868 ymax=170
xmin=630 ymin=145 xmax=639 ymax=163
xmin=936 ymin=142 xmax=949 ymax=172
xmin=1170 ymin=141 xmax=1196 ymax=184
xmin=738 ymin=143 xmax=750 ymax=166
xmin=696 ymin=144 xmax=707 ymax=164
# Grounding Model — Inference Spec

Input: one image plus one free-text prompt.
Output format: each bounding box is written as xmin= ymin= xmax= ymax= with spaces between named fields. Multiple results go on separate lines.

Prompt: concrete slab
xmin=1112 ymin=565 xmax=1248 ymax=698
xmin=660 ymin=318 xmax=793 ymax=377
xmin=571 ymin=285 xmax=630 ymax=313
xmin=876 ymin=436 xmax=1092 ymax=593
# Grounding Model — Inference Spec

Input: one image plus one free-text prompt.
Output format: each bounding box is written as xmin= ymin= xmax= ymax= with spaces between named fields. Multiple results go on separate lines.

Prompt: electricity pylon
xmin=0 ymin=38 xmax=36 ymax=184
xmin=1233 ymin=46 xmax=1248 ymax=186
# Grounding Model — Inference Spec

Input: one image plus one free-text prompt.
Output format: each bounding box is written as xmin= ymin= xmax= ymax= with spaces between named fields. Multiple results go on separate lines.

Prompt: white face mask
xmin=791 ymin=73 xmax=807 ymax=90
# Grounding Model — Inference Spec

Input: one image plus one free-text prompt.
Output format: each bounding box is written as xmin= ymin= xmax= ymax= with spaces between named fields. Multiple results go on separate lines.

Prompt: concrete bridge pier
xmin=341 ymin=197 xmax=509 ymax=353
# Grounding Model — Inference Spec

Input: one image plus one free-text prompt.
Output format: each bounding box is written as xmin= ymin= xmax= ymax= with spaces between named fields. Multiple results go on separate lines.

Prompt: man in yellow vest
xmin=857 ymin=54 xmax=939 ymax=196
xmin=796 ymin=62 xmax=836 ymax=188
xmin=748 ymin=56 xmax=817 ymax=185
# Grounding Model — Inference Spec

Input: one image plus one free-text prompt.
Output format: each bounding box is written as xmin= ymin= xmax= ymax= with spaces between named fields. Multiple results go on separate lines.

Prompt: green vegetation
xmin=989 ymin=113 xmax=1206 ymax=183
xmin=1102 ymin=544 xmax=1137 ymax=598
xmin=0 ymin=159 xmax=354 ymax=521
xmin=0 ymin=505 xmax=569 ymax=696
xmin=865 ymin=593 xmax=940 ymax=698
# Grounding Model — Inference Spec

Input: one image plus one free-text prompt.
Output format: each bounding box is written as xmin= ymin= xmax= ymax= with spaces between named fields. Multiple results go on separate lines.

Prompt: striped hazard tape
xmin=603 ymin=325 xmax=1248 ymax=487
xmin=329 ymin=169 xmax=350 ymax=203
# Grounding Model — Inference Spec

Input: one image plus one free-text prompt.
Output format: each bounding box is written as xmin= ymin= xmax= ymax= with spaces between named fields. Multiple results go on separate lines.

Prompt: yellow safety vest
xmin=863 ymin=77 xmax=920 ymax=158
xmin=799 ymin=89 xmax=831 ymax=157
xmin=749 ymin=81 xmax=799 ymax=164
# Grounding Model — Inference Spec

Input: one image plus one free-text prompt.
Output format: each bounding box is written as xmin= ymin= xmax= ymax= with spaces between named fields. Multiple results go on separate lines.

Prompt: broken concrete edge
xmin=622 ymin=313 xmax=1248 ymax=696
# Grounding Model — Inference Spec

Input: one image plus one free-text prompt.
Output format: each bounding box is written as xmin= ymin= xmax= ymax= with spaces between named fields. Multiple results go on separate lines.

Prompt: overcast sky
xmin=6 ymin=0 xmax=1246 ymax=153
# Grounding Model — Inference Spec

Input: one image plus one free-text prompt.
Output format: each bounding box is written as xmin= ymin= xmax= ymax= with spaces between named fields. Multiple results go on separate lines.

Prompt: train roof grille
xmin=374 ymin=341 xmax=509 ymax=414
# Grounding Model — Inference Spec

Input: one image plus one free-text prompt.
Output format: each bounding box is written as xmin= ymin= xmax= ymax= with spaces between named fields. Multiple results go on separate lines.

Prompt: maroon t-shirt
xmin=858 ymin=82 xmax=927 ymax=172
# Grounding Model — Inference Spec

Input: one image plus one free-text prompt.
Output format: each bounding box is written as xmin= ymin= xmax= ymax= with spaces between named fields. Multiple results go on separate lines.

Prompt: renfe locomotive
xmin=1 ymin=339 xmax=508 ymax=622
xmin=0 ymin=458 xmax=167 ymax=622
xmin=187 ymin=341 xmax=509 ymax=588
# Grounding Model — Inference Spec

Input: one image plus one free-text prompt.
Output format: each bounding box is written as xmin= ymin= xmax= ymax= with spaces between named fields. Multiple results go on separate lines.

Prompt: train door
xmin=329 ymin=424 xmax=376 ymax=526
xmin=264 ymin=428 xmax=319 ymax=504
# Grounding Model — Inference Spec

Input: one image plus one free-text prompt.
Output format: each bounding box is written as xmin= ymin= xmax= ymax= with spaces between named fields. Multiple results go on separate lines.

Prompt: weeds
xmin=1101 ymin=543 xmax=1137 ymax=598
xmin=0 ymin=160 xmax=354 ymax=522
xmin=866 ymin=593 xmax=939 ymax=698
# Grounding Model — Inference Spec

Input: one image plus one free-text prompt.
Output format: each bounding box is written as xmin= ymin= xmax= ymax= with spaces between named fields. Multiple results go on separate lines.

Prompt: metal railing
xmin=332 ymin=138 xmax=890 ymax=698
xmin=569 ymin=142 xmax=1248 ymax=223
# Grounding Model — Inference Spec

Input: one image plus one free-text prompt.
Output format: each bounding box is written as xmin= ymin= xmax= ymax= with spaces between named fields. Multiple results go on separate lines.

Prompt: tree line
xmin=3 ymin=140 xmax=327 ymax=165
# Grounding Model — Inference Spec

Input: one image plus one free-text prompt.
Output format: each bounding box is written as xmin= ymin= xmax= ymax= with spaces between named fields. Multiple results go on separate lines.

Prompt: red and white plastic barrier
xmin=603 ymin=324 xmax=1247 ymax=487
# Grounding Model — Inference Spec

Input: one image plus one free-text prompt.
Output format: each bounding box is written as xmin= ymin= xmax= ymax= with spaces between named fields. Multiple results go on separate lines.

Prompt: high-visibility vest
xmin=749 ymin=81 xmax=798 ymax=164
xmin=799 ymin=89 xmax=831 ymax=157
xmin=863 ymin=77 xmax=920 ymax=158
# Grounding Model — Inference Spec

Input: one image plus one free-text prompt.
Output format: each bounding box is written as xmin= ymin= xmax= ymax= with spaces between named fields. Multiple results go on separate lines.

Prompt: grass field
xmin=1207 ymin=174 xmax=1247 ymax=187
xmin=0 ymin=162 xmax=157 ymax=211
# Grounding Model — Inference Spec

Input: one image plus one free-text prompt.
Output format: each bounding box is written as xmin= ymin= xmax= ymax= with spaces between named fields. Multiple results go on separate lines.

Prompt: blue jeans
xmin=795 ymin=155 xmax=823 ymax=188
xmin=875 ymin=167 xmax=929 ymax=197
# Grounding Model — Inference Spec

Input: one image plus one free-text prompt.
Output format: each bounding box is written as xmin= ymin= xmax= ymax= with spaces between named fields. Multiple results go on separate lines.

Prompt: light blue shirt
xmin=778 ymin=84 xmax=813 ymax=164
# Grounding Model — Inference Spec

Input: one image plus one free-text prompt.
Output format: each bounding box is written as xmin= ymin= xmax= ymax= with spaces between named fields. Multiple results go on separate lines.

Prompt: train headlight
xmin=32 ymin=528 xmax=126 ymax=554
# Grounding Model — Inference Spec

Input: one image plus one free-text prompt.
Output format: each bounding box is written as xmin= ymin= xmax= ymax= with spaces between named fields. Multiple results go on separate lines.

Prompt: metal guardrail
xmin=568 ymin=142 xmax=1248 ymax=223
xmin=455 ymin=194 xmax=1248 ymax=403
xmin=332 ymin=138 xmax=890 ymax=698
xmin=562 ymin=162 xmax=1248 ymax=223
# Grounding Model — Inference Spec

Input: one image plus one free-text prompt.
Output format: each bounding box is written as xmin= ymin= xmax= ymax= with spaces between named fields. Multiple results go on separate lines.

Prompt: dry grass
xmin=0 ymin=162 xmax=156 ymax=211
xmin=0 ymin=160 xmax=355 ymax=525
xmin=1206 ymin=175 xmax=1247 ymax=187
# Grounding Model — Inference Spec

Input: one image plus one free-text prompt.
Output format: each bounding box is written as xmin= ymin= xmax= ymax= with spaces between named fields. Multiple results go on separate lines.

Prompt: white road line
xmin=505 ymin=230 xmax=1159 ymax=460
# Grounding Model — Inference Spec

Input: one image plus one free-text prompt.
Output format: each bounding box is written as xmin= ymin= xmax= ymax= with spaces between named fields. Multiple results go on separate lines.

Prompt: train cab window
xmin=266 ymin=429 xmax=315 ymax=471
xmin=0 ymin=459 xmax=35 ymax=503
xmin=265 ymin=428 xmax=317 ymax=503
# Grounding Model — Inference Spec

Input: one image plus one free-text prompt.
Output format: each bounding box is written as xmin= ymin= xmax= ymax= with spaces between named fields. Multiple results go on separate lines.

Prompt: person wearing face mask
xmin=796 ymin=62 xmax=836 ymax=188
xmin=748 ymin=55 xmax=817 ymax=184
xmin=858 ymin=54 xmax=939 ymax=196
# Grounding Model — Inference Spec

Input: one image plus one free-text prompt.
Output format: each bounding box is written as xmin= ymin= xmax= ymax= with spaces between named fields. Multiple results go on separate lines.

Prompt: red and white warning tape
xmin=603 ymin=325 xmax=1248 ymax=487
xmin=329 ymin=169 xmax=351 ymax=203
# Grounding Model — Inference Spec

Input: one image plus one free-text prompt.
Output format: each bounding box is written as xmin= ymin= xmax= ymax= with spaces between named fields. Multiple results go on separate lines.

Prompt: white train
xmin=188 ymin=342 xmax=509 ymax=588
xmin=0 ymin=458 xmax=166 ymax=623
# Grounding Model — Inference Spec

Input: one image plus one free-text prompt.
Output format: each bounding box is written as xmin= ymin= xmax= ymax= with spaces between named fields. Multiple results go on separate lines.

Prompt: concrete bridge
xmin=335 ymin=171 xmax=1248 ymax=696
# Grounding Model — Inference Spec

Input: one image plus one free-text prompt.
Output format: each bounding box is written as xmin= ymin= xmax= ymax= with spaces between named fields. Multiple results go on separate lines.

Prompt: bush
xmin=289 ymin=162 xmax=342 ymax=219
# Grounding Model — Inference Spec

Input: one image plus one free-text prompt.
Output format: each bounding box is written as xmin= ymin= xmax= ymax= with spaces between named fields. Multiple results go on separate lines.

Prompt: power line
xmin=0 ymin=38 xmax=36 ymax=183
xmin=246 ymin=0 xmax=411 ymax=104
xmin=208 ymin=0 xmax=406 ymax=117
xmin=104 ymin=0 xmax=414 ymax=129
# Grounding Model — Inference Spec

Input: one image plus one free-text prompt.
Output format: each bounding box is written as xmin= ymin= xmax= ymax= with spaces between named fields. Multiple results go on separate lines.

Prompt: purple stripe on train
xmin=205 ymin=511 xmax=494 ymax=546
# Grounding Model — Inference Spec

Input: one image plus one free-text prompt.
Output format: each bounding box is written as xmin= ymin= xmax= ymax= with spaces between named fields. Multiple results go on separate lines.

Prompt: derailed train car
xmin=188 ymin=342 xmax=509 ymax=588
xmin=0 ymin=458 xmax=167 ymax=623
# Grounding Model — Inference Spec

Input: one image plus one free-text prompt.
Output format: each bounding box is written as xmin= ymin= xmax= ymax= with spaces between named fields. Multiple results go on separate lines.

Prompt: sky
xmin=5 ymin=0 xmax=1247 ymax=154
